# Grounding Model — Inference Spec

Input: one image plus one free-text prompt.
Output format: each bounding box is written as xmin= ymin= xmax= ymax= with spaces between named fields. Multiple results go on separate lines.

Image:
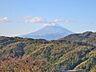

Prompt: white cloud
xmin=44 ymin=23 xmax=57 ymax=26
xmin=23 ymin=16 xmax=73 ymax=26
xmin=24 ymin=16 xmax=45 ymax=23
xmin=50 ymin=19 xmax=63 ymax=23
xmin=0 ymin=17 xmax=10 ymax=24
xmin=50 ymin=19 xmax=71 ymax=24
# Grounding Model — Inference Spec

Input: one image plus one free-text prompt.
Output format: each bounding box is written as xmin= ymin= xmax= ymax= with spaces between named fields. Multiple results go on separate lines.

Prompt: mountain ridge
xmin=0 ymin=31 xmax=96 ymax=72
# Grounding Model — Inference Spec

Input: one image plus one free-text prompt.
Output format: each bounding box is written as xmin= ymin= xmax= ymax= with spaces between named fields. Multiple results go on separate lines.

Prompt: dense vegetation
xmin=0 ymin=31 xmax=96 ymax=72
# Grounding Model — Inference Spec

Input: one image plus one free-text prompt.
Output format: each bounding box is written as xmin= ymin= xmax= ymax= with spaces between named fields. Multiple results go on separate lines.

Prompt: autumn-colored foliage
xmin=0 ymin=32 xmax=96 ymax=72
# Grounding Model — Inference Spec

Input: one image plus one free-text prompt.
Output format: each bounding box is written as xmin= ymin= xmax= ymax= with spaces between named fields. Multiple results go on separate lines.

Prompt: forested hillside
xmin=0 ymin=32 xmax=96 ymax=72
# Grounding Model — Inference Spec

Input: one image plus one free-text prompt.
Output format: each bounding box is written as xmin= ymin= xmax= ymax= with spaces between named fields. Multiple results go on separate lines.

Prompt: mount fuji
xmin=21 ymin=25 xmax=73 ymax=40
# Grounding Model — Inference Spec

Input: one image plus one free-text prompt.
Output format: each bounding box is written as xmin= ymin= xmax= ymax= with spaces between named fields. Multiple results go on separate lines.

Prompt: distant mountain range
xmin=20 ymin=25 xmax=73 ymax=40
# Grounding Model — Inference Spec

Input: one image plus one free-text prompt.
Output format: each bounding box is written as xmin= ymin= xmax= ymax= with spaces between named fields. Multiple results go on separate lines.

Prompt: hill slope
xmin=0 ymin=32 xmax=96 ymax=72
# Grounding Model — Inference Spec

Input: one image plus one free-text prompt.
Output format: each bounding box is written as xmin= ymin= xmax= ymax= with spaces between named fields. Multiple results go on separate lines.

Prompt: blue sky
xmin=0 ymin=0 xmax=96 ymax=36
